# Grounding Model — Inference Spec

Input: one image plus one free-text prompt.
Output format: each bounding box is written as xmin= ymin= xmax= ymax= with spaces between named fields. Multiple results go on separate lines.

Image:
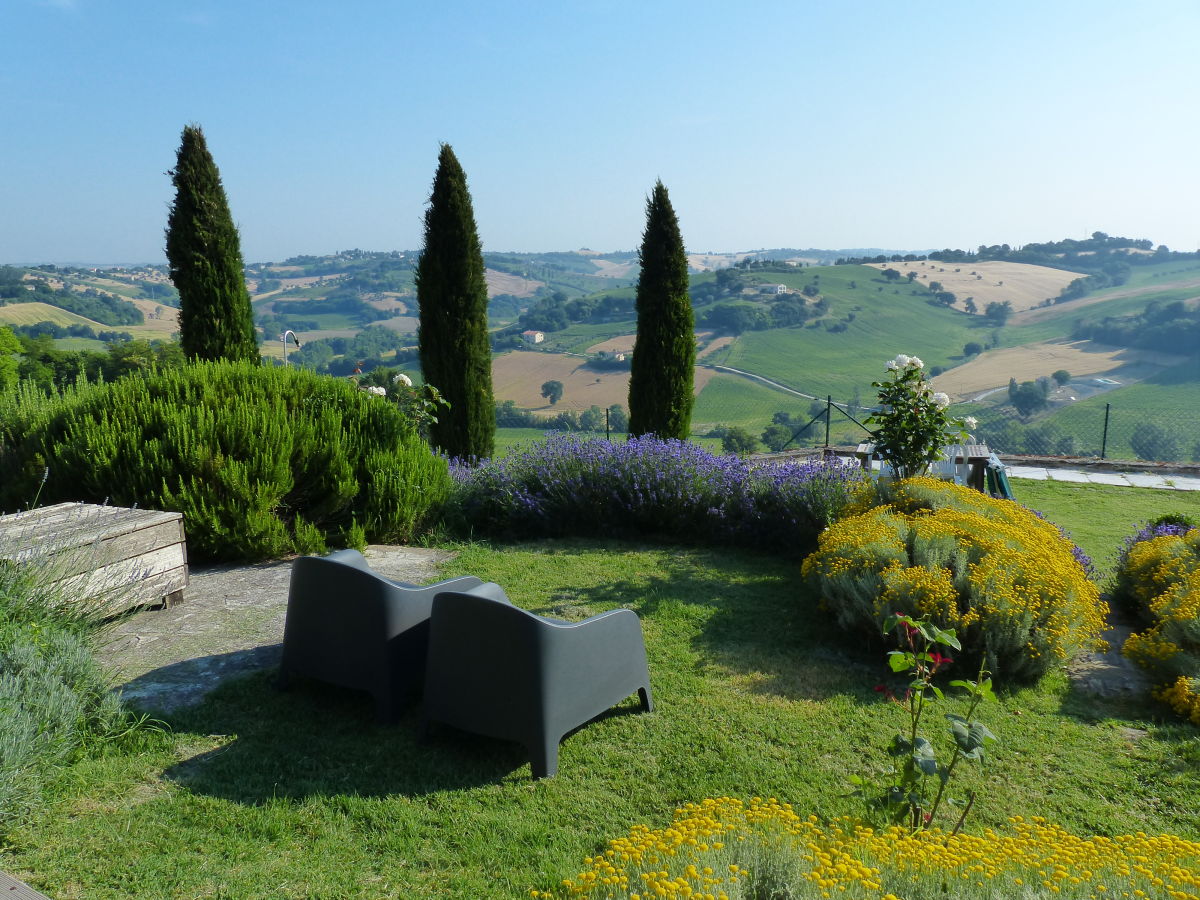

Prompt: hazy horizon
xmin=4 ymin=0 xmax=1198 ymax=264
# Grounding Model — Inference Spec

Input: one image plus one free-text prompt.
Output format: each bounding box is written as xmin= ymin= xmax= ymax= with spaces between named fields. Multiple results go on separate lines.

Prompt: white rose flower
xmin=964 ymin=416 xmax=978 ymax=429
xmin=932 ymin=392 xmax=950 ymax=409
xmin=894 ymin=354 xmax=911 ymax=368
xmin=393 ymin=373 xmax=413 ymax=387
xmin=909 ymin=356 xmax=924 ymax=369
xmin=886 ymin=360 xmax=899 ymax=371
xmin=365 ymin=385 xmax=386 ymax=397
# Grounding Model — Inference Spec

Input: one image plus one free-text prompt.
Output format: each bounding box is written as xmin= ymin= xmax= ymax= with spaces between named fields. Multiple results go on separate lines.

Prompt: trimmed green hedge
xmin=0 ymin=362 xmax=451 ymax=561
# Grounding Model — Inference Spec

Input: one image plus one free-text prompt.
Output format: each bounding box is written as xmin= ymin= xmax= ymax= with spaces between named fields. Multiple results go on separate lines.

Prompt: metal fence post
xmin=1100 ymin=403 xmax=1110 ymax=460
xmin=605 ymin=407 xmax=610 ymax=442
xmin=825 ymin=395 xmax=832 ymax=448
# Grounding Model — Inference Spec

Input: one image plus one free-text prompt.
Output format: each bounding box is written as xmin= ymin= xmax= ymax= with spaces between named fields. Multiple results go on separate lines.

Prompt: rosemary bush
xmin=0 ymin=361 xmax=451 ymax=561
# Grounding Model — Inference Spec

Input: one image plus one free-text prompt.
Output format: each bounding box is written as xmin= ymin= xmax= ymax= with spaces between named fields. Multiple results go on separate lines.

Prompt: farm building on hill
xmin=521 ymin=330 xmax=545 ymax=344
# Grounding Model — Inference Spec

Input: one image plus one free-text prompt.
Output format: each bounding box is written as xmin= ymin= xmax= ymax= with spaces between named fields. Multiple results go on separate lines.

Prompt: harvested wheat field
xmin=586 ymin=332 xmax=721 ymax=358
xmin=0 ymin=302 xmax=99 ymax=329
xmin=866 ymin=260 xmax=1082 ymax=313
xmin=492 ymin=350 xmax=715 ymax=413
xmin=585 ymin=334 xmax=637 ymax=355
xmin=589 ymin=259 xmax=637 ymax=279
xmin=127 ymin=299 xmax=180 ymax=336
xmin=930 ymin=340 xmax=1186 ymax=400
xmin=485 ymin=269 xmax=541 ymax=298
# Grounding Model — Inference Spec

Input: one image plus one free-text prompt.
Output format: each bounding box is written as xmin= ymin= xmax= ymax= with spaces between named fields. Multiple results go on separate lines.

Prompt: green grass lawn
xmin=1012 ymin=477 xmax=1200 ymax=574
xmin=4 ymin=533 xmax=1199 ymax=898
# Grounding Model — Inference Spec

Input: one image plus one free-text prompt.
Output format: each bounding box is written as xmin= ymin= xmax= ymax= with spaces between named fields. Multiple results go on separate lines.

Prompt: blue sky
xmin=3 ymin=0 xmax=1197 ymax=264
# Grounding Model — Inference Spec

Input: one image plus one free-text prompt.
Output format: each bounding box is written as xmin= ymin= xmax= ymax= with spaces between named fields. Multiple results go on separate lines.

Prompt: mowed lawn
xmin=2 ymin=478 xmax=1199 ymax=898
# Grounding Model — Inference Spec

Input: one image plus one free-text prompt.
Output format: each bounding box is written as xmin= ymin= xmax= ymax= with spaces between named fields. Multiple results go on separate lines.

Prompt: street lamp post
xmin=281 ymin=330 xmax=301 ymax=367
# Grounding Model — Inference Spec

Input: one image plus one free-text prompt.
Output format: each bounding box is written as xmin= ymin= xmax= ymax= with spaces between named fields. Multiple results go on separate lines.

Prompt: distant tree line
xmin=9 ymin=332 xmax=184 ymax=393
xmin=1072 ymin=300 xmax=1200 ymax=355
xmin=928 ymin=232 xmax=1196 ymax=273
xmin=7 ymin=321 xmax=134 ymax=343
xmin=286 ymin=324 xmax=415 ymax=374
xmin=495 ymin=400 xmax=628 ymax=433
xmin=835 ymin=253 xmax=929 ymax=265
xmin=272 ymin=294 xmax=394 ymax=325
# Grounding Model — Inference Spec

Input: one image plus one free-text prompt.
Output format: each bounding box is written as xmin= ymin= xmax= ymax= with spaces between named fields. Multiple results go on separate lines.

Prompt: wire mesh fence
xmin=689 ymin=388 xmax=1200 ymax=465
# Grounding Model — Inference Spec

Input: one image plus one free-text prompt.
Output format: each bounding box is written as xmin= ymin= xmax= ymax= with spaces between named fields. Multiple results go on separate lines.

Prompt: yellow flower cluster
xmin=802 ymin=478 xmax=1107 ymax=682
xmin=1120 ymin=534 xmax=1200 ymax=613
xmin=1155 ymin=676 xmax=1200 ymax=726
xmin=540 ymin=800 xmax=1200 ymax=900
xmin=1118 ymin=530 xmax=1200 ymax=715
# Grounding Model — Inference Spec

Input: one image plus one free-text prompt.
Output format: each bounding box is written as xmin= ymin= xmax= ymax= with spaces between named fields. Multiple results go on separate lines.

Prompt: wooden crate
xmin=0 ymin=502 xmax=189 ymax=612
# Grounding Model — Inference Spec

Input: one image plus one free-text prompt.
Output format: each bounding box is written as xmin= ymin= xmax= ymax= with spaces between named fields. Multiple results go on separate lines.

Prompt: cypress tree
xmin=415 ymin=144 xmax=494 ymax=459
xmin=165 ymin=124 xmax=259 ymax=363
xmin=628 ymin=180 xmax=694 ymax=439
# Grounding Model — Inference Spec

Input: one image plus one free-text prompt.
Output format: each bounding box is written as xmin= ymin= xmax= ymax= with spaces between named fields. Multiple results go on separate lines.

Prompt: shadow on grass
xmin=152 ymin=541 xmax=886 ymax=806
xmin=160 ymin=670 xmax=638 ymax=803
xmin=542 ymin=545 xmax=885 ymax=704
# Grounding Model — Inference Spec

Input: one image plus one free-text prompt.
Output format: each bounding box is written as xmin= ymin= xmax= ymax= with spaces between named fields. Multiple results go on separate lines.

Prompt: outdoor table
xmin=854 ymin=442 xmax=991 ymax=492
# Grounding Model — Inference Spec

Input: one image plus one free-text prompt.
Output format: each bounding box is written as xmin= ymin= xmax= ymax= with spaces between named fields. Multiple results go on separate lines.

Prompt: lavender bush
xmin=446 ymin=435 xmax=865 ymax=554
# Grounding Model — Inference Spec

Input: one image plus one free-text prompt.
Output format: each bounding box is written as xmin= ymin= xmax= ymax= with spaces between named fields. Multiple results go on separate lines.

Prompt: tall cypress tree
xmin=165 ymin=124 xmax=259 ymax=363
xmin=628 ymin=180 xmax=694 ymax=439
xmin=415 ymin=144 xmax=495 ymax=459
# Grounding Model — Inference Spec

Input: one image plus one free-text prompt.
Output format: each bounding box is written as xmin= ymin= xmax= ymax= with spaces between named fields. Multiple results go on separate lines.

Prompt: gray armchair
xmin=422 ymin=589 xmax=654 ymax=778
xmin=278 ymin=549 xmax=504 ymax=722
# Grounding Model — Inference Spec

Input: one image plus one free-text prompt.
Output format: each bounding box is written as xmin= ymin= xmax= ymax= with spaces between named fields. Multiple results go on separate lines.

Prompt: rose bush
xmin=864 ymin=354 xmax=972 ymax=479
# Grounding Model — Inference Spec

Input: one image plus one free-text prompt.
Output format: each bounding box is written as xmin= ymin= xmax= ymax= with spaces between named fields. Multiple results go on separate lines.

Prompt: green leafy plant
xmin=852 ymin=612 xmax=996 ymax=833
xmin=864 ymin=354 xmax=974 ymax=479
xmin=0 ymin=362 xmax=452 ymax=561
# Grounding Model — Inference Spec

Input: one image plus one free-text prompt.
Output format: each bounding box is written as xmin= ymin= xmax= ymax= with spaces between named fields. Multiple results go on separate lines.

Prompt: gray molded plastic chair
xmin=422 ymin=589 xmax=654 ymax=779
xmin=278 ymin=549 xmax=503 ymax=722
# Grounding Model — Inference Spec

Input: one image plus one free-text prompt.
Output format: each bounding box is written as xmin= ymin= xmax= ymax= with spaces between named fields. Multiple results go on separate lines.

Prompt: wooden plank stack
xmin=0 ymin=502 xmax=189 ymax=612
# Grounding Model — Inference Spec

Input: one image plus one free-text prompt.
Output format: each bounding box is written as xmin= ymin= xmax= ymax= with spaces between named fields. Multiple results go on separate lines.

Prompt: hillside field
xmin=491 ymin=349 xmax=717 ymax=414
xmin=930 ymin=340 xmax=1189 ymax=401
xmin=0 ymin=302 xmax=100 ymax=329
xmin=866 ymin=260 xmax=1081 ymax=312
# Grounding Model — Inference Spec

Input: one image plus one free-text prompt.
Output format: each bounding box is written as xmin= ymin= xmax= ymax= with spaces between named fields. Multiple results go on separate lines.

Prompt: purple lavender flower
xmin=446 ymin=438 xmax=866 ymax=553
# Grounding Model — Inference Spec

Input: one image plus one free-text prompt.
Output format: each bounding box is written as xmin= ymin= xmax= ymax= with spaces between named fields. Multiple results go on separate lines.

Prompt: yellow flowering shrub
xmin=801 ymin=478 xmax=1107 ymax=683
xmin=539 ymin=798 xmax=1200 ymax=899
xmin=1116 ymin=527 xmax=1200 ymax=722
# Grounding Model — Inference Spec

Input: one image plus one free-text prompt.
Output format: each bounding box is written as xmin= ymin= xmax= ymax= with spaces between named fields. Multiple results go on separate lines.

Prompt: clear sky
xmin=3 ymin=0 xmax=1198 ymax=264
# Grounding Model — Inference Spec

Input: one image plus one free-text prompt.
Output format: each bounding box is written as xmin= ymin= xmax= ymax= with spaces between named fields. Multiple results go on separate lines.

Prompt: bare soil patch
xmin=493 ymin=350 xmax=714 ymax=413
xmin=485 ymin=269 xmax=541 ymax=298
xmin=930 ymin=340 xmax=1187 ymax=400
xmin=866 ymin=261 xmax=1082 ymax=313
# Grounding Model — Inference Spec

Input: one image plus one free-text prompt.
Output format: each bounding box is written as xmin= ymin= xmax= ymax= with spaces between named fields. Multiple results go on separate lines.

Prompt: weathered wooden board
xmin=0 ymin=870 xmax=53 ymax=899
xmin=0 ymin=502 xmax=189 ymax=612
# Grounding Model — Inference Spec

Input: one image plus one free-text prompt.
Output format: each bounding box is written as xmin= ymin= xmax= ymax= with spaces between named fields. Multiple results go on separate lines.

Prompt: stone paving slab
xmin=96 ymin=546 xmax=455 ymax=713
xmin=1008 ymin=466 xmax=1200 ymax=491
